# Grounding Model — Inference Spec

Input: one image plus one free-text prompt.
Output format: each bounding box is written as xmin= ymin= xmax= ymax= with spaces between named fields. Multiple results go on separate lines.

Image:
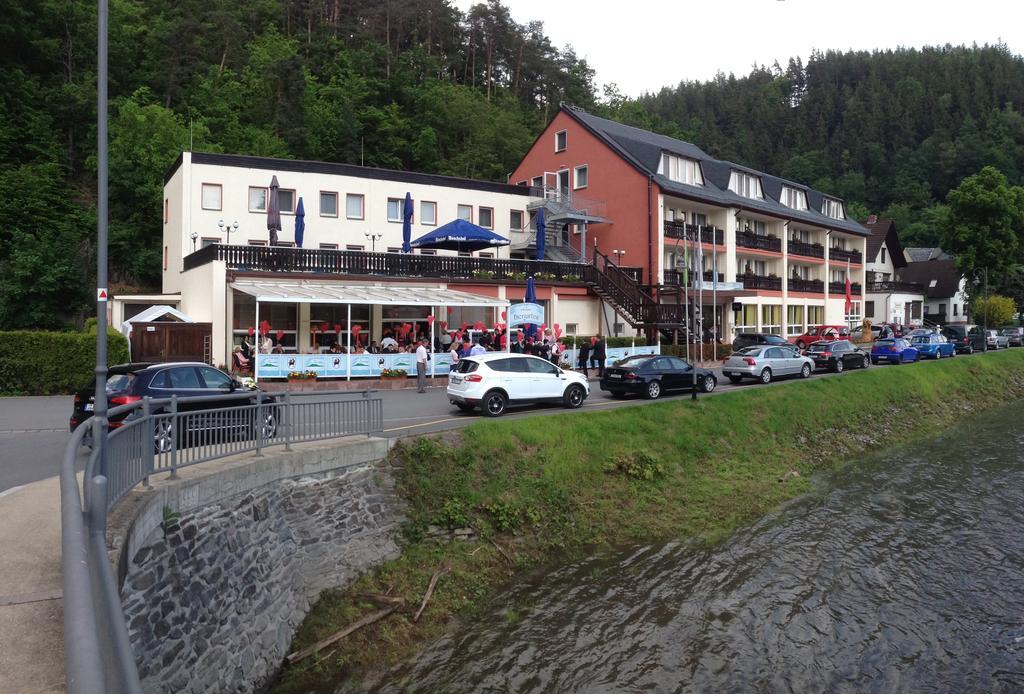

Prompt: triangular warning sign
xmin=97 ymin=288 xmax=108 ymax=300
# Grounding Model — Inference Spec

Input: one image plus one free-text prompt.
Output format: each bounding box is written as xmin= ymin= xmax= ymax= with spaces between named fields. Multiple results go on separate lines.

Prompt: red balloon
xmin=247 ymin=326 xmax=255 ymax=336
xmin=461 ymin=322 xmax=468 ymax=331
xmin=427 ymin=314 xmax=435 ymax=325
xmin=447 ymin=307 xmax=454 ymax=314
xmin=352 ymin=325 xmax=362 ymax=335
xmin=501 ymin=310 xmax=507 ymax=320
xmin=440 ymin=321 xmax=448 ymax=330
xmin=474 ymin=321 xmax=485 ymax=331
xmin=260 ymin=320 xmax=271 ymax=335
xmin=540 ymin=323 xmax=546 ymax=333
xmin=276 ymin=330 xmax=284 ymax=340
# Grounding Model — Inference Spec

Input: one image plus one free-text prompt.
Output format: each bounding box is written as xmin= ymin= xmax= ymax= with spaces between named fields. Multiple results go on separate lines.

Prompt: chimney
xmin=867 ymin=214 xmax=878 ymax=224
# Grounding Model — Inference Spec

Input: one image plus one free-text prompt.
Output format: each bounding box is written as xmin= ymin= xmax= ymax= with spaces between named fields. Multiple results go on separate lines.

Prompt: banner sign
xmin=507 ymin=302 xmax=544 ymax=327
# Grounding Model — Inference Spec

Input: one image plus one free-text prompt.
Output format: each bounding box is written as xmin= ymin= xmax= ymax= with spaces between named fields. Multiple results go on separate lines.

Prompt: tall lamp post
xmin=973 ymin=267 xmax=990 ymax=352
xmin=612 ymin=249 xmax=626 ymax=265
xmin=190 ymin=230 xmax=198 ymax=253
xmin=218 ymin=219 xmax=239 ymax=245
xmin=364 ymin=231 xmax=383 ymax=253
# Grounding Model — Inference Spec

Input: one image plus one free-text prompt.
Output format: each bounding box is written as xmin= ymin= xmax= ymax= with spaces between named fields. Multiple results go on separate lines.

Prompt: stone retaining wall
xmin=117 ymin=444 xmax=403 ymax=694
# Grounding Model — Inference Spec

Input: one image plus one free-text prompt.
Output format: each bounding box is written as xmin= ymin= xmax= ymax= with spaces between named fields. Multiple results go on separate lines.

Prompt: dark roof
xmin=905 ymin=247 xmax=952 ymax=263
xmin=563 ymin=106 xmax=869 ymax=237
xmin=165 ymin=152 xmax=531 ymax=197
xmin=864 ymin=218 xmax=908 ymax=269
xmin=896 ymin=259 xmax=962 ymax=298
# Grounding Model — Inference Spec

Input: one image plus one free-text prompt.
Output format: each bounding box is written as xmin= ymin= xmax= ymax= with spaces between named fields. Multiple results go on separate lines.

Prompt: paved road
xmin=0 ymin=349 xmax=1002 ymax=492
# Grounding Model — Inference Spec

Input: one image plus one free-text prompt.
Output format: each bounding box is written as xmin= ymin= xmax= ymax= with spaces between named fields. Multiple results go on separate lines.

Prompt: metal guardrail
xmin=60 ymin=390 xmax=383 ymax=693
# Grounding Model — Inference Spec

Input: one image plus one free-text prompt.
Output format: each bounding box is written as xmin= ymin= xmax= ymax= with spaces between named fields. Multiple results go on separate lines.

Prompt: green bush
xmin=0 ymin=328 xmax=130 ymax=395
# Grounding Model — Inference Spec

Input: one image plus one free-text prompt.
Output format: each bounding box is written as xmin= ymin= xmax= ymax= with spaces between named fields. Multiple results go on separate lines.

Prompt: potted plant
xmin=380 ymin=368 xmax=407 ymax=380
xmin=564 ymin=273 xmax=581 ymax=282
xmin=471 ymin=269 xmax=496 ymax=279
xmin=535 ymin=271 xmax=556 ymax=281
xmin=508 ymin=271 xmax=527 ymax=280
xmin=287 ymin=370 xmax=318 ymax=383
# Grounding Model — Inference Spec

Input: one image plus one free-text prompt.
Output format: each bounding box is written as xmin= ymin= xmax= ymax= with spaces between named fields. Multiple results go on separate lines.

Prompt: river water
xmin=367 ymin=402 xmax=1024 ymax=693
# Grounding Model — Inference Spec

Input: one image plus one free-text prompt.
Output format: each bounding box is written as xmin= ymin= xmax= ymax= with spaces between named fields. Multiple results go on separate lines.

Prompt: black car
xmin=940 ymin=324 xmax=984 ymax=354
xmin=731 ymin=333 xmax=791 ymax=352
xmin=600 ymin=355 xmax=717 ymax=399
xmin=70 ymin=362 xmax=276 ymax=449
xmin=805 ymin=340 xmax=870 ymax=373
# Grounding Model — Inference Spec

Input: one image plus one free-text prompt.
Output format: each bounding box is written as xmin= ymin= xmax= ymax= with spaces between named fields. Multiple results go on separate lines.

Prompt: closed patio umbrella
xmin=294 ymin=196 xmax=305 ymax=248
xmin=524 ymin=276 xmax=538 ymax=339
xmin=267 ymin=175 xmax=281 ymax=245
xmin=535 ymin=207 xmax=546 ymax=261
xmin=402 ymin=191 xmax=413 ymax=253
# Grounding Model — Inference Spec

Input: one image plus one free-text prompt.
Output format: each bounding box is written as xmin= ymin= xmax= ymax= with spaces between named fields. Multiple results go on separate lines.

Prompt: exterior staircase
xmin=582 ymin=249 xmax=684 ymax=330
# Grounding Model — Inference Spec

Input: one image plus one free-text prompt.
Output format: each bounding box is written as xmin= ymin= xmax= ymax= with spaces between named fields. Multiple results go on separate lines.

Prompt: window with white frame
xmin=728 ymin=170 xmax=764 ymax=199
xmin=831 ymin=236 xmax=848 ymax=250
xmin=248 ymin=186 xmax=268 ymax=212
xmin=739 ymin=217 xmax=768 ymax=235
xmin=201 ymin=183 xmax=222 ymax=210
xmin=201 ymin=237 xmax=220 ymax=248
xmin=531 ymin=175 xmax=543 ymax=188
xmin=782 ymin=185 xmax=807 ymax=210
xmin=881 ymin=247 xmax=887 ymax=264
xmin=346 ymin=244 xmax=364 ymax=251
xmin=555 ymin=130 xmax=567 ymax=152
xmin=790 ymin=264 xmax=810 ymax=280
xmin=278 ymin=189 xmax=296 ymax=214
xmin=791 ymin=227 xmax=810 ymax=242
xmin=478 ymin=206 xmax=493 ymax=229
xmin=739 ymin=258 xmax=768 ymax=277
xmin=319 ymin=243 xmax=338 ymax=249
xmin=386 ymin=246 xmax=401 ymax=254
xmin=346 ymin=193 xmax=364 ymax=220
xmin=845 ymin=301 xmax=861 ymax=322
xmin=831 ymin=268 xmax=848 ymax=283
xmin=574 ymin=165 xmax=588 ymax=189
xmin=822 ymin=198 xmax=845 ymax=219
xmin=787 ymin=305 xmax=805 ymax=336
xmin=566 ymin=323 xmax=578 ymax=335
xmin=762 ymin=305 xmax=782 ymax=335
xmin=693 ymin=212 xmax=708 ymax=226
xmin=320 ymin=191 xmax=338 ymax=217
xmin=510 ymin=210 xmax=524 ymax=231
xmin=420 ymin=200 xmax=437 ymax=226
xmin=457 ymin=204 xmax=472 ymax=222
xmin=249 ymin=239 xmax=268 ymax=246
xmin=808 ymin=305 xmax=824 ymax=328
xmin=735 ymin=304 xmax=758 ymax=334
xmin=387 ymin=197 xmax=403 ymax=222
xmin=659 ymin=153 xmax=704 ymax=186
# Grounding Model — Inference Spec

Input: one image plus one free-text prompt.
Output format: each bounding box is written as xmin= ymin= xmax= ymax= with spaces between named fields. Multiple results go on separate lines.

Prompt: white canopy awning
xmin=119 ymin=304 xmax=194 ymax=336
xmin=230 ymin=280 xmax=509 ymax=307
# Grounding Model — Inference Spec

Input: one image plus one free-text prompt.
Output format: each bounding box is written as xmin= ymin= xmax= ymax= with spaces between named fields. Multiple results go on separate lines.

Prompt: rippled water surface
xmin=367 ymin=403 xmax=1024 ymax=693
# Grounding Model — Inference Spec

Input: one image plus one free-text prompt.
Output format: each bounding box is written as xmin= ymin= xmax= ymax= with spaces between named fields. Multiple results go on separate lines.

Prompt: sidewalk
xmin=0 ymin=476 xmax=65 ymax=693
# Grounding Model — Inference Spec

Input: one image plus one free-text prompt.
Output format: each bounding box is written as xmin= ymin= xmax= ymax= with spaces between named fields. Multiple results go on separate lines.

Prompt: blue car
xmin=871 ymin=338 xmax=919 ymax=365
xmin=910 ymin=333 xmax=956 ymax=359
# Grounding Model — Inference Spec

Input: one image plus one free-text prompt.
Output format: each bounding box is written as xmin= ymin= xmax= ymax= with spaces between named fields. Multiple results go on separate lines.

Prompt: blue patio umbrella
xmin=523 ymin=276 xmax=538 ymax=339
xmin=535 ymin=207 xmax=546 ymax=261
xmin=402 ymin=191 xmax=413 ymax=253
xmin=294 ymin=197 xmax=305 ymax=248
xmin=410 ymin=218 xmax=511 ymax=253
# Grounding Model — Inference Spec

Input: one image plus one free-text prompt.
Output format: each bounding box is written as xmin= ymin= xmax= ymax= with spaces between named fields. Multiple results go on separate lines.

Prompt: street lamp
xmin=190 ymin=230 xmax=198 ymax=252
xmin=612 ymin=249 xmax=626 ymax=265
xmin=218 ymin=219 xmax=239 ymax=245
xmin=364 ymin=231 xmax=383 ymax=253
xmin=972 ymin=267 xmax=990 ymax=352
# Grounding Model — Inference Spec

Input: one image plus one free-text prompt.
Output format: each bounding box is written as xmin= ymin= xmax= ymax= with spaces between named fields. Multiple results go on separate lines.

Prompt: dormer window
xmin=555 ymin=130 xmax=567 ymax=152
xmin=822 ymin=198 xmax=845 ymax=219
xmin=782 ymin=185 xmax=807 ymax=210
xmin=659 ymin=153 xmax=704 ymax=186
xmin=728 ymin=170 xmax=763 ymax=199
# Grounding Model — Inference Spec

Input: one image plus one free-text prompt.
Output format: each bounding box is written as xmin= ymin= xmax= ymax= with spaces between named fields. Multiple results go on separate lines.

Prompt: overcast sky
xmin=454 ymin=0 xmax=1020 ymax=97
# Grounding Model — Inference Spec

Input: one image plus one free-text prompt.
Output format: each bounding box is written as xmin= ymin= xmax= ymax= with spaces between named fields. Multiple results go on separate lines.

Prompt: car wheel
xmin=701 ymin=376 xmax=716 ymax=393
xmin=871 ymin=358 xmax=879 ymax=365
xmin=760 ymin=368 xmax=773 ymax=384
xmin=834 ymin=359 xmax=844 ymax=373
xmin=644 ymin=380 xmax=662 ymax=399
xmin=455 ymin=402 xmax=475 ymax=412
xmin=482 ymin=390 xmax=507 ymax=417
xmin=728 ymin=375 xmax=743 ymax=384
xmin=862 ymin=355 xmax=870 ymax=369
xmin=154 ymin=418 xmax=174 ymax=453
xmin=563 ymin=384 xmax=585 ymax=409
xmin=800 ymin=363 xmax=812 ymax=379
xmin=260 ymin=409 xmax=278 ymax=440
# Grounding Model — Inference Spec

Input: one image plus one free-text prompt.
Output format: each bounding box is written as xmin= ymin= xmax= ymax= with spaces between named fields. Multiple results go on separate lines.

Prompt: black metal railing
xmin=867 ymin=280 xmax=925 ymax=293
xmin=787 ymin=240 xmax=825 ymax=258
xmin=787 ymin=277 xmax=825 ymax=293
xmin=183 ymin=244 xmax=588 ymax=283
xmin=829 ymin=281 xmax=863 ymax=295
xmin=736 ymin=231 xmax=782 ymax=252
xmin=828 ymin=247 xmax=863 ymax=264
xmin=663 ymin=270 xmax=726 ymax=286
xmin=663 ymin=221 xmax=725 ymax=245
xmin=738 ymin=274 xmax=783 ymax=291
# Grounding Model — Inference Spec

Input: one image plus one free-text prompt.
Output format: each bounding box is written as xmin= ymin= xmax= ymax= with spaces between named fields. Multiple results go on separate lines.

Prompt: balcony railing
xmin=828 ymin=247 xmax=863 ymax=264
xmin=787 ymin=240 xmax=825 ymax=259
xmin=663 ymin=221 xmax=725 ymax=245
xmin=739 ymin=274 xmax=783 ymax=291
xmin=736 ymin=231 xmax=782 ymax=253
xmin=663 ymin=270 xmax=726 ymax=286
xmin=829 ymin=281 xmax=863 ymax=295
xmin=867 ymin=280 xmax=925 ymax=293
xmin=183 ymin=243 xmax=588 ymax=283
xmin=788 ymin=277 xmax=825 ymax=293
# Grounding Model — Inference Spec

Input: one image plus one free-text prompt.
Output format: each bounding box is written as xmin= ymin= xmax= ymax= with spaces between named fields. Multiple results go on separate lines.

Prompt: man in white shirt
xmin=415 ymin=338 xmax=429 ymax=393
xmin=381 ymin=335 xmax=398 ymax=351
xmin=470 ymin=340 xmax=487 ymax=356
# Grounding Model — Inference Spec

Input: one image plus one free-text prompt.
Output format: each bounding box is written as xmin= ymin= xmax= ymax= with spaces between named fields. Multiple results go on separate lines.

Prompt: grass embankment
xmin=273 ymin=350 xmax=1024 ymax=693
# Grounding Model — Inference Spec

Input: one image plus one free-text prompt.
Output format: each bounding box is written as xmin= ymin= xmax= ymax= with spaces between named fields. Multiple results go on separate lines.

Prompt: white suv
xmin=447 ymin=353 xmax=590 ymax=416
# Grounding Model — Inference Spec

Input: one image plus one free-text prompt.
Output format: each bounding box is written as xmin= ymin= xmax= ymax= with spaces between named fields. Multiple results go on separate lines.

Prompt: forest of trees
xmin=2 ymin=0 xmax=1024 ymax=328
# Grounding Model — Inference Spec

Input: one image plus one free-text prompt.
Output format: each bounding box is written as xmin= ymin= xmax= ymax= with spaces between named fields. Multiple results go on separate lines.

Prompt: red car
xmin=791 ymin=325 xmax=851 ymax=350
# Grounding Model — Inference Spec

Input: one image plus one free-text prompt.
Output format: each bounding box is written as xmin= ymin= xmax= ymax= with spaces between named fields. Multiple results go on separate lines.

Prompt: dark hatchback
xmin=731 ymin=333 xmax=790 ymax=352
xmin=600 ymin=355 xmax=717 ymax=400
xmin=805 ymin=340 xmax=870 ymax=372
xmin=70 ymin=362 xmax=277 ymax=447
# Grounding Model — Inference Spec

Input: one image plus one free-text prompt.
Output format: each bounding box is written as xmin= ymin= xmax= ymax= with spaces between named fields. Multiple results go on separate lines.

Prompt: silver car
xmin=722 ymin=345 xmax=815 ymax=384
xmin=985 ymin=329 xmax=1010 ymax=349
xmin=1000 ymin=327 xmax=1023 ymax=347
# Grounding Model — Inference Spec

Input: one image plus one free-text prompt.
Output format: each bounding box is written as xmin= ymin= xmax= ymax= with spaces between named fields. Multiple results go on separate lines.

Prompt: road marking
xmin=0 ymin=589 xmax=62 ymax=606
xmin=384 ymin=417 xmax=469 ymax=433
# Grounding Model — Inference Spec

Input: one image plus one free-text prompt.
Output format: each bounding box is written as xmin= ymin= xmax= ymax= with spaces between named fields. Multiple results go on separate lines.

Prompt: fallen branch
xmin=489 ymin=537 xmax=514 ymax=565
xmin=356 ymin=593 xmax=406 ymax=607
xmin=413 ymin=565 xmax=450 ymax=623
xmin=286 ymin=606 xmax=397 ymax=664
